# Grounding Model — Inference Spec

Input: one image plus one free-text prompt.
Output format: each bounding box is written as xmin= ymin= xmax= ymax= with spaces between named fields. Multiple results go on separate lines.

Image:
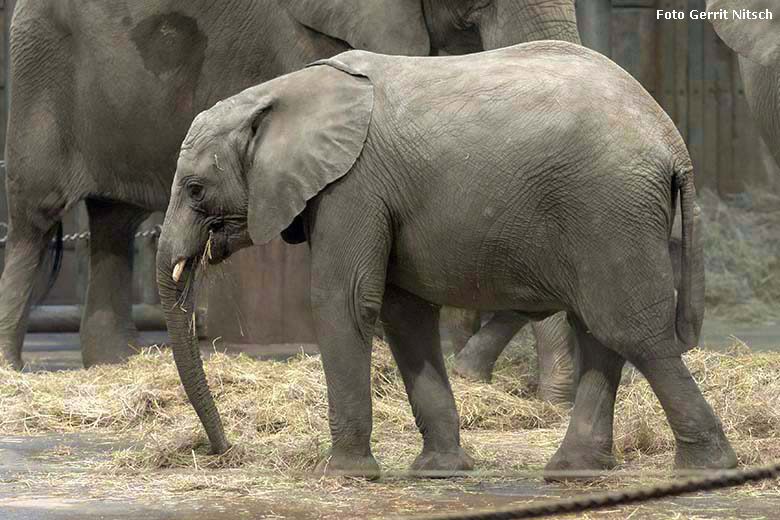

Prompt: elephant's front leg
xmin=311 ymin=289 xmax=380 ymax=477
xmin=80 ymin=199 xmax=149 ymax=367
xmin=382 ymin=285 xmax=474 ymax=475
xmin=309 ymin=235 xmax=389 ymax=477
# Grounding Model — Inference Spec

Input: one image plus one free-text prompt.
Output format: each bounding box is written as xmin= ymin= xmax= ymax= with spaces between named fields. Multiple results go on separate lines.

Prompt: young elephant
xmin=158 ymin=41 xmax=737 ymax=476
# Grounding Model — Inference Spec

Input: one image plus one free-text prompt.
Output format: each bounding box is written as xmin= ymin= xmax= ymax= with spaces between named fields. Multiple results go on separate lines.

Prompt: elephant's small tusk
xmin=173 ymin=259 xmax=187 ymax=282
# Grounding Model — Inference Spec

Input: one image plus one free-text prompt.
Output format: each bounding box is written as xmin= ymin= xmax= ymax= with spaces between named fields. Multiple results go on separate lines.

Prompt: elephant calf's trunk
xmin=157 ymin=245 xmax=230 ymax=455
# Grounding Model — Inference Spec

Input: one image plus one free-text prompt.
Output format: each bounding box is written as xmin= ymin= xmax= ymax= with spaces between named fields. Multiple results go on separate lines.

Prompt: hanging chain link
xmin=0 ymin=222 xmax=161 ymax=245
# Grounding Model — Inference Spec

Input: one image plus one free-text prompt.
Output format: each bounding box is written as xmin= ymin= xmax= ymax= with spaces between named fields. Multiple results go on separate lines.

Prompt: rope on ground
xmin=0 ymin=224 xmax=161 ymax=244
xmin=401 ymin=461 xmax=780 ymax=520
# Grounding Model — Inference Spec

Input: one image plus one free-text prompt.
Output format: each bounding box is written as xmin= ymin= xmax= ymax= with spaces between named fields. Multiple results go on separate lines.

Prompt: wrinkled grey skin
xmin=160 ymin=42 xmax=737 ymax=477
xmin=0 ymin=0 xmax=579 ymax=370
xmin=453 ymin=228 xmax=683 ymax=406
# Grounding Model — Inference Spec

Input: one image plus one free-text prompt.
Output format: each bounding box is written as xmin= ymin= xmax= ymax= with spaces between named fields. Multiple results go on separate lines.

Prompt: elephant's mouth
xmin=170 ymin=226 xmax=252 ymax=282
xmin=170 ymin=237 xmax=223 ymax=283
xmin=206 ymin=227 xmax=252 ymax=265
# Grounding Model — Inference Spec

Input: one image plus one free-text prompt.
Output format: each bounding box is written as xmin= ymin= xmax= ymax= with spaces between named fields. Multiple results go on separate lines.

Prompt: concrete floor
xmin=2 ymin=432 xmax=780 ymax=520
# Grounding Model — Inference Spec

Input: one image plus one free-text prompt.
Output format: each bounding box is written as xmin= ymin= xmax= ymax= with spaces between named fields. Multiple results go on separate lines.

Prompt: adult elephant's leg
xmin=452 ymin=311 xmax=527 ymax=382
xmin=632 ymin=356 xmax=736 ymax=470
xmin=80 ymin=199 xmax=149 ymax=367
xmin=545 ymin=315 xmax=624 ymax=479
xmin=0 ymin=203 xmax=60 ymax=370
xmin=534 ymin=312 xmax=579 ymax=406
xmin=381 ymin=285 xmax=473 ymax=474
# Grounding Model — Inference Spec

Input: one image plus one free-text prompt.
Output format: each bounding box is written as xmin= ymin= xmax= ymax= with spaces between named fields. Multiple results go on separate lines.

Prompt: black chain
xmin=401 ymin=462 xmax=780 ymax=520
xmin=0 ymin=223 xmax=161 ymax=245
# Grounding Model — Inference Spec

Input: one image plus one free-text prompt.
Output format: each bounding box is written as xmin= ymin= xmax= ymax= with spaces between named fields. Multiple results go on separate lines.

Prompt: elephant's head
xmin=157 ymin=64 xmax=373 ymax=452
xmin=705 ymin=1 xmax=780 ymax=163
xmin=706 ymin=0 xmax=780 ymax=68
xmin=287 ymin=0 xmax=579 ymax=57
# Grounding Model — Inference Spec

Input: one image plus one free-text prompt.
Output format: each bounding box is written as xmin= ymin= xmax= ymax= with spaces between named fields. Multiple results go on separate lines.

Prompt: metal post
xmin=576 ymin=0 xmax=612 ymax=58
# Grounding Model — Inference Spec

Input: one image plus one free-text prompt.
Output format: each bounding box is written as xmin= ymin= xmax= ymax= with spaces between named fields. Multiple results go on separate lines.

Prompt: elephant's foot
xmin=674 ymin=429 xmax=737 ymax=470
xmin=410 ymin=448 xmax=475 ymax=477
xmin=452 ymin=355 xmax=493 ymax=383
xmin=315 ymin=452 xmax=381 ymax=479
xmin=544 ymin=442 xmax=617 ymax=482
xmin=0 ymin=345 xmax=23 ymax=371
xmin=80 ymin=332 xmax=141 ymax=368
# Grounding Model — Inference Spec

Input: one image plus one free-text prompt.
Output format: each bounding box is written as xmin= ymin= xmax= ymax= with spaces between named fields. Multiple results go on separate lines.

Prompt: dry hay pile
xmin=1 ymin=341 xmax=779 ymax=477
xmin=700 ymin=188 xmax=780 ymax=323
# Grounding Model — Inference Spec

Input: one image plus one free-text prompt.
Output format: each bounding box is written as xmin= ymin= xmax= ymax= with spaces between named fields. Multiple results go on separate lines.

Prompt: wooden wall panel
xmin=611 ymin=8 xmax=657 ymax=93
xmin=686 ymin=0 xmax=705 ymax=175
xmin=701 ymin=17 xmax=720 ymax=192
xmin=206 ymin=239 xmax=316 ymax=345
xmin=610 ymin=0 xmax=778 ymax=195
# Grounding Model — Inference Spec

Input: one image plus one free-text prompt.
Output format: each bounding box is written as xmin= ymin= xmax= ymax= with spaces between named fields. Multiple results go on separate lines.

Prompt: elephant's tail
xmin=674 ymin=167 xmax=705 ymax=347
xmin=32 ymin=221 xmax=64 ymax=305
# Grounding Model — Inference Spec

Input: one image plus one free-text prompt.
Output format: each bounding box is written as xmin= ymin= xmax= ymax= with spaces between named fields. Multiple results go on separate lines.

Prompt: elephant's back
xmin=332 ymin=42 xmax=689 ymax=175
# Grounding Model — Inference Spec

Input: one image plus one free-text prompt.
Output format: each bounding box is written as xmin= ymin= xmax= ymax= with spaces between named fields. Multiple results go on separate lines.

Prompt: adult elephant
xmin=0 ymin=0 xmax=580 ymax=370
xmin=704 ymin=1 xmax=780 ymax=169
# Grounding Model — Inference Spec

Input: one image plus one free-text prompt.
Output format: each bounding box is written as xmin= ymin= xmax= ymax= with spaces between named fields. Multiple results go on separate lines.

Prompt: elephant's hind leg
xmin=558 ymin=238 xmax=735 ymax=473
xmin=544 ymin=315 xmax=624 ymax=480
xmin=633 ymin=356 xmax=736 ymax=470
xmin=381 ymin=285 xmax=474 ymax=475
xmin=452 ymin=311 xmax=527 ymax=382
xmin=80 ymin=199 xmax=149 ymax=367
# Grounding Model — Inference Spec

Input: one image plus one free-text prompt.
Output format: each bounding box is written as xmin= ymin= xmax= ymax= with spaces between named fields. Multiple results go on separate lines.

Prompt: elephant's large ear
xmin=244 ymin=65 xmax=374 ymax=245
xmin=706 ymin=0 xmax=780 ymax=66
xmin=287 ymin=0 xmax=430 ymax=56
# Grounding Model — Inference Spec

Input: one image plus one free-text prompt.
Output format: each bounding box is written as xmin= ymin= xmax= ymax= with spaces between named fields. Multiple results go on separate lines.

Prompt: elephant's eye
xmin=188 ymin=183 xmax=205 ymax=202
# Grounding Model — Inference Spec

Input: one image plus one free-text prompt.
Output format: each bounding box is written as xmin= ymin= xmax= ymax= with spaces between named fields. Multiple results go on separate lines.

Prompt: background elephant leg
xmin=452 ymin=311 xmax=527 ymax=382
xmin=80 ymin=199 xmax=149 ymax=367
xmin=545 ymin=317 xmax=624 ymax=479
xmin=632 ymin=356 xmax=736 ymax=470
xmin=0 ymin=207 xmax=59 ymax=370
xmin=381 ymin=285 xmax=473 ymax=474
xmin=439 ymin=307 xmax=480 ymax=355
xmin=533 ymin=312 xmax=579 ymax=406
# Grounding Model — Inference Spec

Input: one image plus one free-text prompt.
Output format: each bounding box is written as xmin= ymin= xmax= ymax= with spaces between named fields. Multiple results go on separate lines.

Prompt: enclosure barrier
xmin=0 ymin=222 xmax=162 ymax=245
xmin=26 ymin=304 xmax=165 ymax=332
xmin=403 ymin=462 xmax=780 ymax=520
xmin=0 ymin=221 xmax=166 ymax=332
